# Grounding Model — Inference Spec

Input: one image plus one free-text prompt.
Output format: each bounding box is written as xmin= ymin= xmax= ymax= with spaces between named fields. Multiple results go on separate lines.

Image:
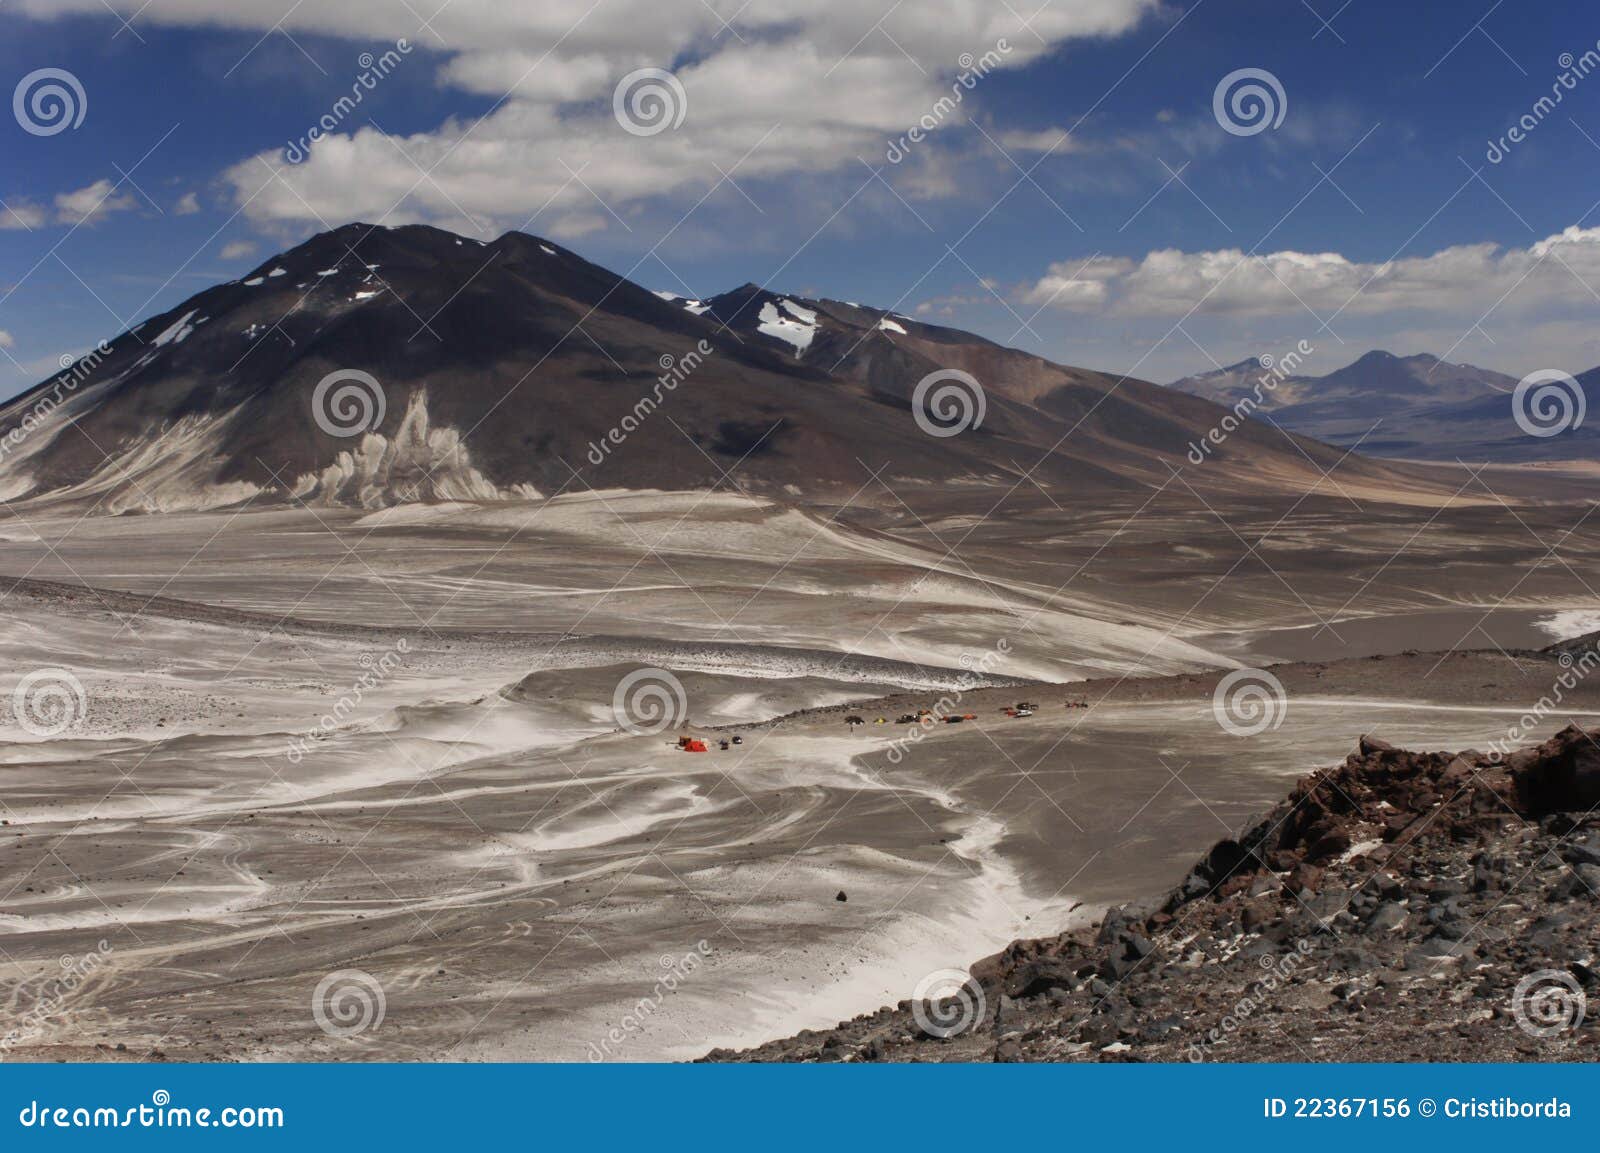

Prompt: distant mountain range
xmin=0 ymin=223 xmax=1438 ymax=514
xmin=1168 ymin=350 xmax=1599 ymax=462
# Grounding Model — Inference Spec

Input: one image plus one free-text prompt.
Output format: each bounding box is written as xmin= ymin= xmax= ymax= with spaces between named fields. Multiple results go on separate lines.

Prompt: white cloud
xmin=53 ymin=179 xmax=140 ymax=225
xmin=0 ymin=200 xmax=48 ymax=230
xmin=175 ymin=191 xmax=201 ymax=215
xmin=0 ymin=330 xmax=14 ymax=349
xmin=993 ymin=127 xmax=1090 ymax=155
xmin=4 ymin=181 xmax=146 ymax=228
xmin=220 ymin=240 xmax=258 ymax=260
xmin=17 ymin=0 xmax=1158 ymax=230
xmin=1022 ymin=226 xmax=1600 ymax=322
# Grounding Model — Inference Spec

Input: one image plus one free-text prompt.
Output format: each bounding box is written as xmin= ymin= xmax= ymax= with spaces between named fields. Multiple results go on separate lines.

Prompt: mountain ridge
xmin=1168 ymin=348 xmax=1597 ymax=462
xmin=0 ymin=222 xmax=1442 ymax=513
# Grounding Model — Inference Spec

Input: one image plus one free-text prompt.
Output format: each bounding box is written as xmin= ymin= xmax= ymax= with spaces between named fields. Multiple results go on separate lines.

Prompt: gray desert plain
xmin=4 ymin=451 xmax=1599 ymax=1060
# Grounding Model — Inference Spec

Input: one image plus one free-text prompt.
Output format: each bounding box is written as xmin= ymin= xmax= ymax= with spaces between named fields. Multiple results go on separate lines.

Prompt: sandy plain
xmin=2 ymin=482 xmax=1599 ymax=1060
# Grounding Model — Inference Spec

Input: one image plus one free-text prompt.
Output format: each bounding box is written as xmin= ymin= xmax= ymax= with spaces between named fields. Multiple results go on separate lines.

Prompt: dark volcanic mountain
xmin=1170 ymin=350 xmax=1599 ymax=462
xmin=0 ymin=223 xmax=1431 ymax=513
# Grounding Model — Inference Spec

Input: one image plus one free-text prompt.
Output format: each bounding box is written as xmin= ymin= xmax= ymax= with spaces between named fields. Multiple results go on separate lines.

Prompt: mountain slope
xmin=0 ymin=223 xmax=1437 ymax=513
xmin=1169 ymin=350 xmax=1597 ymax=462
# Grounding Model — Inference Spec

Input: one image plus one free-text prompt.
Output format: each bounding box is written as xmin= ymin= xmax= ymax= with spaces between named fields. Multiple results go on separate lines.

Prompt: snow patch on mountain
xmin=151 ymin=310 xmax=202 ymax=347
xmin=778 ymin=299 xmax=817 ymax=324
xmin=656 ymin=290 xmax=712 ymax=316
xmin=758 ymin=300 xmax=817 ymax=357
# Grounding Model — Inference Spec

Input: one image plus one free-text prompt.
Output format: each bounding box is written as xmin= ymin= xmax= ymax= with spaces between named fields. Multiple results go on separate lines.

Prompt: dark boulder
xmin=1005 ymin=960 xmax=1077 ymax=1000
xmin=1365 ymin=902 xmax=1408 ymax=933
xmin=1518 ymin=727 xmax=1600 ymax=814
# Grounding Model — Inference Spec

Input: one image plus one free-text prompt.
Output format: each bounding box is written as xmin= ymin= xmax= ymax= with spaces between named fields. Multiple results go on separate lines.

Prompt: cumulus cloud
xmin=220 ymin=240 xmax=258 ymax=260
xmin=175 ymin=191 xmax=201 ymax=215
xmin=1 ymin=200 xmax=49 ymax=230
xmin=16 ymin=0 xmax=1158 ymax=231
xmin=0 ymin=330 xmax=14 ymax=349
xmin=1022 ymin=226 xmax=1600 ymax=322
xmin=3 ymin=183 xmax=144 ymax=228
xmin=53 ymin=179 xmax=140 ymax=225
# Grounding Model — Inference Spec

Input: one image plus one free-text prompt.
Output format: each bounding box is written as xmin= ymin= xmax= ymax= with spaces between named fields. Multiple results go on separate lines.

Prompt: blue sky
xmin=3 ymin=0 xmax=1599 ymax=399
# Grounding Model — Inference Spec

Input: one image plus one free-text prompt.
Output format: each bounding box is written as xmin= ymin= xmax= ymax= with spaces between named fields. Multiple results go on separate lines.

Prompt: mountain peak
xmin=0 ymin=225 xmax=1416 ymax=514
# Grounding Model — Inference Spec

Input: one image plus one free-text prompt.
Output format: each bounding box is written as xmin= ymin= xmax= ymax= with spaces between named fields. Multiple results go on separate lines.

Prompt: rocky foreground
xmin=708 ymin=726 xmax=1600 ymax=1062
